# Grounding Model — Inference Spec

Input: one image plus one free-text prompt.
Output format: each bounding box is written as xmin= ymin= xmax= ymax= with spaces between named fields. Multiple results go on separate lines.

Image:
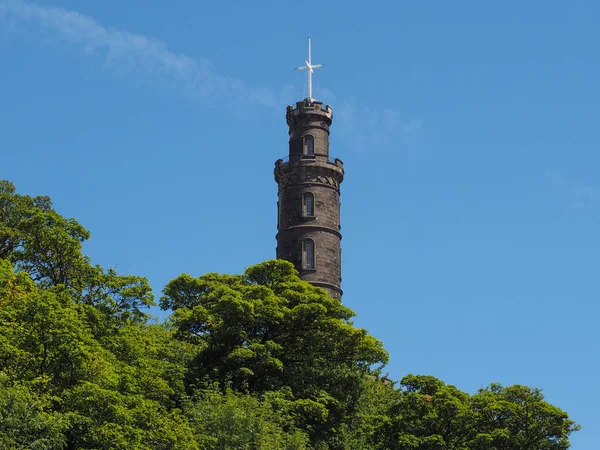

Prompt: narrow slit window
xmin=303 ymin=239 xmax=315 ymax=270
xmin=305 ymin=135 xmax=314 ymax=156
xmin=303 ymin=193 xmax=314 ymax=217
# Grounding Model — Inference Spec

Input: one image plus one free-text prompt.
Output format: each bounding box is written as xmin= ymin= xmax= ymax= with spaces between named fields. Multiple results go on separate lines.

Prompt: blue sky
xmin=1 ymin=0 xmax=598 ymax=446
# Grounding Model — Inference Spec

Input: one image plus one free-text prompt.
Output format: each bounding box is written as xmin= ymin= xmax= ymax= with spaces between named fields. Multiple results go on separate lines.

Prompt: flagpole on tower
xmin=295 ymin=35 xmax=324 ymax=101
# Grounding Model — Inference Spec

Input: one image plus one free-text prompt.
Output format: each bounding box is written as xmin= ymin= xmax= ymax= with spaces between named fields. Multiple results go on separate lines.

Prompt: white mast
xmin=295 ymin=35 xmax=324 ymax=100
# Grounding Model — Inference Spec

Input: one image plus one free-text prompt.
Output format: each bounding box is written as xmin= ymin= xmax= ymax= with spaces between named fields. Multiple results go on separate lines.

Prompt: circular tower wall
xmin=274 ymin=99 xmax=344 ymax=300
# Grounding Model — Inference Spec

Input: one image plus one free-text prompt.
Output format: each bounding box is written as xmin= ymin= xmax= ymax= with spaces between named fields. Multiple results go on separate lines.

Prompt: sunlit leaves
xmin=162 ymin=259 xmax=389 ymax=446
xmin=382 ymin=375 xmax=579 ymax=450
xmin=0 ymin=181 xmax=580 ymax=449
xmin=0 ymin=373 xmax=67 ymax=449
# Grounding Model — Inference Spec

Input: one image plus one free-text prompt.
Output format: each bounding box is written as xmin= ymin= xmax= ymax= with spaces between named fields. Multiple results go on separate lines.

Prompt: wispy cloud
xmin=0 ymin=0 xmax=421 ymax=150
xmin=0 ymin=0 xmax=278 ymax=108
xmin=545 ymin=169 xmax=595 ymax=209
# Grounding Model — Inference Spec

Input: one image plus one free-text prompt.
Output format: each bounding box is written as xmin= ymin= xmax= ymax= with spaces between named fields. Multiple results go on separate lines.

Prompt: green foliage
xmin=0 ymin=373 xmax=67 ymax=449
xmin=185 ymin=385 xmax=310 ymax=449
xmin=383 ymin=375 xmax=474 ymax=449
xmin=382 ymin=375 xmax=580 ymax=450
xmin=62 ymin=382 xmax=197 ymax=450
xmin=469 ymin=383 xmax=580 ymax=450
xmin=0 ymin=257 xmax=197 ymax=449
xmin=78 ymin=265 xmax=156 ymax=338
xmin=0 ymin=180 xmax=89 ymax=288
xmin=0 ymin=259 xmax=113 ymax=392
xmin=161 ymin=259 xmax=389 ymax=446
xmin=0 ymin=181 xmax=580 ymax=448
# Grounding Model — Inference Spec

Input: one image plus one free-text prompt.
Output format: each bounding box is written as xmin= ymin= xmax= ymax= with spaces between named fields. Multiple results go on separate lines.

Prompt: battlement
xmin=286 ymin=99 xmax=333 ymax=127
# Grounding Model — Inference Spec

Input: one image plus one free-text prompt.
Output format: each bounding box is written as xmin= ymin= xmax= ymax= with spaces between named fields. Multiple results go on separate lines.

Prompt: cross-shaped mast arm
xmin=294 ymin=35 xmax=323 ymax=100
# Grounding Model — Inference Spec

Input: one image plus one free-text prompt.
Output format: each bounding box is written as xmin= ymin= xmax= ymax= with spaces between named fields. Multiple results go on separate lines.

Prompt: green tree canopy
xmin=161 ymin=259 xmax=389 ymax=446
xmin=0 ymin=181 xmax=580 ymax=449
xmin=381 ymin=374 xmax=580 ymax=450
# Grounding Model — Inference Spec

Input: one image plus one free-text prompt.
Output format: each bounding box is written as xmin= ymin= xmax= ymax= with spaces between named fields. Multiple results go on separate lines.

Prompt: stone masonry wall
xmin=275 ymin=99 xmax=344 ymax=300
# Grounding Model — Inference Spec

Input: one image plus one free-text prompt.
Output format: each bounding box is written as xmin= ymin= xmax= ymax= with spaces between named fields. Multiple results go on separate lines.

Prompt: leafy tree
xmin=0 ymin=257 xmax=197 ymax=449
xmin=0 ymin=373 xmax=67 ymax=449
xmin=0 ymin=180 xmax=51 ymax=260
xmin=382 ymin=375 xmax=579 ymax=450
xmin=161 ymin=259 xmax=389 ymax=446
xmin=0 ymin=180 xmax=155 ymax=328
xmin=0 ymin=258 xmax=113 ymax=392
xmin=470 ymin=383 xmax=580 ymax=450
xmin=0 ymin=180 xmax=89 ymax=288
xmin=62 ymin=382 xmax=197 ymax=450
xmin=330 ymin=375 xmax=397 ymax=449
xmin=77 ymin=265 xmax=155 ymax=338
xmin=382 ymin=375 xmax=474 ymax=449
xmin=102 ymin=322 xmax=196 ymax=408
xmin=0 ymin=181 xmax=580 ymax=449
xmin=185 ymin=385 xmax=310 ymax=449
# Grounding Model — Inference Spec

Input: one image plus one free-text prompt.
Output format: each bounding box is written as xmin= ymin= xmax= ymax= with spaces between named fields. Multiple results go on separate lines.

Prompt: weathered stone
xmin=274 ymin=99 xmax=344 ymax=300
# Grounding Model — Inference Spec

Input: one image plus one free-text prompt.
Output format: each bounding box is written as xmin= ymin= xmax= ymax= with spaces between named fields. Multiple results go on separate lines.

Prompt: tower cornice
xmin=274 ymin=159 xmax=344 ymax=191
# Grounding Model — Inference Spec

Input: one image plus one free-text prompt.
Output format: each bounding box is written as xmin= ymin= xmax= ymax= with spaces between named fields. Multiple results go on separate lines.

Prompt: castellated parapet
xmin=274 ymin=99 xmax=344 ymax=300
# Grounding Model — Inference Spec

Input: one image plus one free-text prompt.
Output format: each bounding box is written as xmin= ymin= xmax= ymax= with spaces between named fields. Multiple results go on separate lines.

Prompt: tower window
xmin=303 ymin=239 xmax=315 ymax=270
xmin=303 ymin=192 xmax=314 ymax=217
xmin=304 ymin=135 xmax=314 ymax=156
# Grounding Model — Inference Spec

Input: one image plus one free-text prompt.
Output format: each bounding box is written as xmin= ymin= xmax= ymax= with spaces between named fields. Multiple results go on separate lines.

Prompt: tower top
xmin=295 ymin=35 xmax=324 ymax=102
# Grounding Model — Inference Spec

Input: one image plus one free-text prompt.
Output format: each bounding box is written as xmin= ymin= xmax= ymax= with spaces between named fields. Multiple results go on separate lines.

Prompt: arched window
xmin=304 ymin=135 xmax=314 ymax=156
xmin=303 ymin=239 xmax=315 ymax=270
xmin=303 ymin=192 xmax=314 ymax=217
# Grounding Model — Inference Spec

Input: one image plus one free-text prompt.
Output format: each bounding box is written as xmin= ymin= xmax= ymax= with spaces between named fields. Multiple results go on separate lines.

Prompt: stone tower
xmin=274 ymin=98 xmax=344 ymax=299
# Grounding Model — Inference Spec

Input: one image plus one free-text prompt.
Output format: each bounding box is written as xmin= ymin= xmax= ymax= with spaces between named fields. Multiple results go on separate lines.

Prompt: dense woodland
xmin=0 ymin=180 xmax=579 ymax=449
